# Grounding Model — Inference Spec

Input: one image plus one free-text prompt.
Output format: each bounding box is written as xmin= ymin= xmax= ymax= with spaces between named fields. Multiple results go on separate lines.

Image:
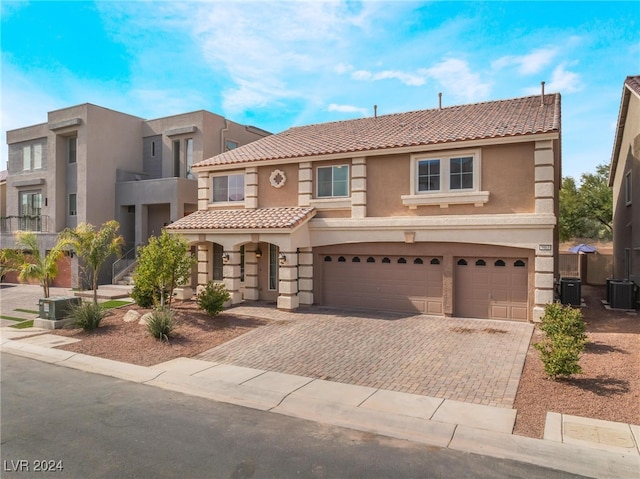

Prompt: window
xmin=414 ymin=258 xmax=424 ymax=264
xmin=269 ymin=244 xmax=278 ymax=290
xmin=225 ymin=140 xmax=238 ymax=151
xmin=324 ymin=256 xmax=332 ymax=262
xmin=398 ymin=258 xmax=407 ymax=264
xmin=186 ymin=138 xmax=194 ymax=178
xmin=382 ymin=257 xmax=391 ymax=263
xmin=19 ymin=191 xmax=42 ymax=231
xmin=68 ymin=137 xmax=77 ymax=164
xmin=475 ymin=259 xmax=486 ymax=266
xmin=213 ymin=243 xmax=223 ymax=281
xmin=366 ymin=257 xmax=375 ymax=263
xmin=22 ymin=144 xmax=43 ymax=171
xmin=352 ymin=257 xmax=361 ymax=262
xmin=173 ymin=140 xmax=180 ymax=177
xmin=338 ymin=256 xmax=346 ymax=262
xmin=625 ymin=171 xmax=632 ymax=205
xmin=418 ymin=159 xmax=440 ymax=191
xmin=403 ymin=149 xmax=487 ymax=208
xmin=450 ymin=157 xmax=474 ymax=190
xmin=212 ymin=174 xmax=245 ymax=202
xmin=430 ymin=258 xmax=440 ymax=265
xmin=151 ymin=141 xmax=156 ymax=157
xmin=68 ymin=194 xmax=77 ymax=216
xmin=514 ymin=260 xmax=526 ymax=267
xmin=317 ymin=165 xmax=349 ymax=198
xmin=457 ymin=259 xmax=468 ymax=266
xmin=495 ymin=260 xmax=506 ymax=267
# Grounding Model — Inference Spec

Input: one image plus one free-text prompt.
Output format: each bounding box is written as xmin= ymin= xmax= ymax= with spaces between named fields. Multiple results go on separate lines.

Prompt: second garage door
xmin=321 ymin=254 xmax=443 ymax=315
xmin=455 ymin=257 xmax=528 ymax=321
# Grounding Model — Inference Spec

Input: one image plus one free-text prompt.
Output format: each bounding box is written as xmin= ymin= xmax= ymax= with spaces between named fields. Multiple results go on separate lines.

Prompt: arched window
xmin=430 ymin=258 xmax=440 ymax=265
xmin=382 ymin=257 xmax=391 ymax=263
xmin=338 ymin=256 xmax=346 ymax=262
xmin=494 ymin=259 xmax=505 ymax=267
xmin=457 ymin=259 xmax=468 ymax=266
xmin=367 ymin=257 xmax=375 ymax=263
xmin=324 ymin=256 xmax=332 ymax=262
xmin=414 ymin=258 xmax=424 ymax=265
xmin=398 ymin=257 xmax=407 ymax=264
xmin=475 ymin=259 xmax=486 ymax=266
xmin=514 ymin=260 xmax=526 ymax=267
xmin=352 ymin=257 xmax=361 ymax=263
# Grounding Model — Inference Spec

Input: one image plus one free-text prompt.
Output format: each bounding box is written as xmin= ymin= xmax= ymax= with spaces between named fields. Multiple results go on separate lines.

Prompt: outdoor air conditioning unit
xmin=609 ymin=281 xmax=635 ymax=310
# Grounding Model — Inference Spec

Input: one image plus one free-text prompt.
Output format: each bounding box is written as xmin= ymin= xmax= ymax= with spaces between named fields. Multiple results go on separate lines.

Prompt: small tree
xmin=133 ymin=231 xmax=195 ymax=308
xmin=0 ymin=231 xmax=67 ymax=298
xmin=61 ymin=221 xmax=125 ymax=305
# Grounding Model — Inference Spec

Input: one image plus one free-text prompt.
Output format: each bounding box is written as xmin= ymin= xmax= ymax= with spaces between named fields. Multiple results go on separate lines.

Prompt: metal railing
xmin=0 ymin=215 xmax=51 ymax=233
xmin=112 ymin=245 xmax=137 ymax=284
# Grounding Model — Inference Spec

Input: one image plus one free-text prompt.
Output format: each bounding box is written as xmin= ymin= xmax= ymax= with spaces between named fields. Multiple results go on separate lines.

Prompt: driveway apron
xmin=198 ymin=305 xmax=534 ymax=408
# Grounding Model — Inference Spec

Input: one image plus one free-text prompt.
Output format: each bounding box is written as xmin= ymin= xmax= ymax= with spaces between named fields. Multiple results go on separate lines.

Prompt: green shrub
xmin=146 ymin=307 xmax=175 ymax=342
xmin=70 ymin=301 xmax=106 ymax=331
xmin=534 ymin=302 xmax=588 ymax=379
xmin=197 ymin=281 xmax=230 ymax=317
xmin=131 ymin=284 xmax=167 ymax=309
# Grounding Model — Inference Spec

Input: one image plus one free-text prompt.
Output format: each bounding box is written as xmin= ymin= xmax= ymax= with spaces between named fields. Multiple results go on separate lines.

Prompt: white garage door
xmin=322 ymin=254 xmax=443 ymax=315
xmin=455 ymin=258 xmax=528 ymax=321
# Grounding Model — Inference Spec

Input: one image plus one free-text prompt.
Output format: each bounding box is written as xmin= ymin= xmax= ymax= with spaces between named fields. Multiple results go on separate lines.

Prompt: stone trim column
xmin=223 ymin=249 xmax=243 ymax=305
xmin=245 ymin=167 xmax=258 ymax=209
xmin=277 ymin=250 xmax=299 ymax=310
xmin=298 ymin=162 xmax=312 ymax=206
xmin=297 ymin=248 xmax=314 ymax=305
xmin=351 ymin=157 xmax=367 ymax=218
xmin=442 ymin=254 xmax=454 ymax=317
xmin=197 ymin=175 xmax=209 ymax=210
xmin=243 ymin=245 xmax=259 ymax=301
xmin=533 ymin=139 xmax=557 ymax=321
xmin=196 ymin=243 xmax=210 ymax=293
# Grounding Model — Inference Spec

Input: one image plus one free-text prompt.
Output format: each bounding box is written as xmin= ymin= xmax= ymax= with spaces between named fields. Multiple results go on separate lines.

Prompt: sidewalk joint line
xmin=267 ymin=376 xmax=316 ymax=411
xmin=356 ymin=388 xmax=379 ymax=408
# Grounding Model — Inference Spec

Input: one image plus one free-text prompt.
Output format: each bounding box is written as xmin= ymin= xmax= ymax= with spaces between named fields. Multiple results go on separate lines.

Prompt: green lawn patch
xmin=11 ymin=320 xmax=34 ymax=329
xmin=100 ymin=300 xmax=132 ymax=310
xmin=14 ymin=308 xmax=39 ymax=315
xmin=1 ymin=315 xmax=31 ymax=322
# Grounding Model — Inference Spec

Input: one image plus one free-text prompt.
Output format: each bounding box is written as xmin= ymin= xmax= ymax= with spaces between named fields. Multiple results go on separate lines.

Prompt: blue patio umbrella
xmin=568 ymin=244 xmax=598 ymax=253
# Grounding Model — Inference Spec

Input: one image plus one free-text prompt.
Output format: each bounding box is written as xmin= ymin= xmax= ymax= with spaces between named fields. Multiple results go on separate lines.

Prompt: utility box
xmin=609 ymin=281 xmax=636 ymax=310
xmin=560 ymin=277 xmax=581 ymax=307
xmin=39 ymin=297 xmax=82 ymax=320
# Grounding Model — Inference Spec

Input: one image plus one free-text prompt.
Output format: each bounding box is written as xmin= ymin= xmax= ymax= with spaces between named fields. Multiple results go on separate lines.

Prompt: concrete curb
xmin=1 ymin=338 xmax=638 ymax=479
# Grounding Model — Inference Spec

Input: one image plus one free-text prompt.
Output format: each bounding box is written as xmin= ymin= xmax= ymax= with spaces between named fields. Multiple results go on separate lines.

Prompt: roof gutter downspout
xmin=220 ymin=119 xmax=229 ymax=153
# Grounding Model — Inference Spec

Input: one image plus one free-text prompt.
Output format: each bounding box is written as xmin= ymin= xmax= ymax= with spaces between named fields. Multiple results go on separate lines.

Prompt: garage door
xmin=455 ymin=258 xmax=528 ymax=321
xmin=322 ymin=254 xmax=443 ymax=314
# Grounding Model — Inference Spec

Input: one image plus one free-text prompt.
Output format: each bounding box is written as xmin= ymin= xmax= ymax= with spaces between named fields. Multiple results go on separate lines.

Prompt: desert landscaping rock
xmin=138 ymin=312 xmax=153 ymax=325
xmin=123 ymin=310 xmax=140 ymax=323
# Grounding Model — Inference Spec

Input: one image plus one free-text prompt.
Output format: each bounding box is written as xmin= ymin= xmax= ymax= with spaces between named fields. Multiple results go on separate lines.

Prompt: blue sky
xmin=1 ymin=1 xmax=638 ymax=180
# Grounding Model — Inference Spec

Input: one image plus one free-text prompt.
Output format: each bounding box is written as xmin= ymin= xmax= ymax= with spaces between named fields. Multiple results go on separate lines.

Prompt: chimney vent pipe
xmin=540 ymin=81 xmax=546 ymax=106
xmin=438 ymin=92 xmax=442 ymax=110
xmin=374 ymin=105 xmax=377 ymax=118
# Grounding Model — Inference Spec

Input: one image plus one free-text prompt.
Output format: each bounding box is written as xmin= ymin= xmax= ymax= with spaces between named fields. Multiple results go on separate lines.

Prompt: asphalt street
xmin=1 ymin=354 xmax=588 ymax=479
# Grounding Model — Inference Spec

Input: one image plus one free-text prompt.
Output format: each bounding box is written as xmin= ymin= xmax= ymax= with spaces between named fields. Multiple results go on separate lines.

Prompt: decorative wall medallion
xmin=269 ymin=169 xmax=286 ymax=188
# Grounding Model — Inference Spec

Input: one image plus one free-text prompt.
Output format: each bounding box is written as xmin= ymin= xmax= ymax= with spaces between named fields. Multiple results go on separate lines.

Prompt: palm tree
xmin=1 ymin=231 xmax=67 ymax=298
xmin=60 ymin=221 xmax=124 ymax=305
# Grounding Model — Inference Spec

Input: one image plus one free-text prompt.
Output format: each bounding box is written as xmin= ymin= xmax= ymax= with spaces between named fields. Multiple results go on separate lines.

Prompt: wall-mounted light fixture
xmin=279 ymin=252 xmax=286 ymax=265
xmin=222 ymin=252 xmax=230 ymax=263
xmin=255 ymin=248 xmax=262 ymax=259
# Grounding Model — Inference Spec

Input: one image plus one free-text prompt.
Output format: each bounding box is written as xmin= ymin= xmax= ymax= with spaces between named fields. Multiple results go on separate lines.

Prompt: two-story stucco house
xmin=609 ymin=75 xmax=640 ymax=306
xmin=167 ymin=93 xmax=562 ymax=322
xmin=2 ymin=103 xmax=269 ymax=287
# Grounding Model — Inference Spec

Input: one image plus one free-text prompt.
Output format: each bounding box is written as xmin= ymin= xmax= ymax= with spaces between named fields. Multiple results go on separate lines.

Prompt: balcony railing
xmin=0 ymin=215 xmax=51 ymax=234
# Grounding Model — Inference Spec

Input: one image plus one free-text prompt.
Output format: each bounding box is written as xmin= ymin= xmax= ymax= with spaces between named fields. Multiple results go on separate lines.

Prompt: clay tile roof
xmin=625 ymin=75 xmax=640 ymax=96
xmin=0 ymin=170 xmax=7 ymax=183
xmin=165 ymin=207 xmax=316 ymax=231
xmin=194 ymin=93 xmax=561 ymax=168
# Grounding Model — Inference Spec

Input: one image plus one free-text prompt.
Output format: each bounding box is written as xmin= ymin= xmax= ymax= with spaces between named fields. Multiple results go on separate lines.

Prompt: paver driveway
xmin=198 ymin=305 xmax=534 ymax=408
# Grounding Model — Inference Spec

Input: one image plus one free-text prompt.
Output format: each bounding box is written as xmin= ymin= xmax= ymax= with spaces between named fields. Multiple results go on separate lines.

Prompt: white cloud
xmin=421 ymin=59 xmax=491 ymax=102
xmin=493 ymin=47 xmax=558 ymax=75
xmin=524 ymin=63 xmax=583 ymax=95
xmin=327 ymin=104 xmax=368 ymax=116
xmin=351 ymin=69 xmax=426 ymax=86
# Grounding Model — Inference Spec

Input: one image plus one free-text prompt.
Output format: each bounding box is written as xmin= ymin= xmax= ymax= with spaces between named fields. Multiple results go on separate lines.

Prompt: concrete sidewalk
xmin=1 ymin=332 xmax=638 ymax=479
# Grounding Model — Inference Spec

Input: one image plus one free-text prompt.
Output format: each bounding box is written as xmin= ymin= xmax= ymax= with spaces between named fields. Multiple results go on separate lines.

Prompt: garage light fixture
xmin=279 ymin=252 xmax=286 ymax=265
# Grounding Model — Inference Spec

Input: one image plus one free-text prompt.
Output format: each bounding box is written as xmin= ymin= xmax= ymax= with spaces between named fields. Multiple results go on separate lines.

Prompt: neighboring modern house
xmin=609 ymin=75 xmax=640 ymax=303
xmin=1 ymin=103 xmax=269 ymax=287
xmin=167 ymin=92 xmax=562 ymax=322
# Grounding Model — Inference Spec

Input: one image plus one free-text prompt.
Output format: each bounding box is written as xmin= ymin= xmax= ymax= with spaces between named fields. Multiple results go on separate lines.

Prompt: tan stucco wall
xmin=366 ymin=143 xmax=535 ymax=217
xmin=611 ymin=92 xmax=640 ymax=285
xmin=257 ymin=164 xmax=298 ymax=207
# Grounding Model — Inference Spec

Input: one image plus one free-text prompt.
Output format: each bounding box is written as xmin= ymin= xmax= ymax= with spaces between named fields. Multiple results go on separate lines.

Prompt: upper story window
xmin=68 ymin=137 xmax=77 ymax=164
xmin=68 ymin=193 xmax=77 ymax=216
xmin=625 ymin=170 xmax=632 ymax=205
xmin=225 ymin=140 xmax=238 ymax=151
xmin=173 ymin=140 xmax=180 ymax=177
xmin=317 ymin=165 xmax=349 ymax=198
xmin=212 ymin=173 xmax=244 ymax=202
xmin=185 ymin=138 xmax=194 ymax=179
xmin=403 ymin=149 xmax=488 ymax=208
xmin=22 ymin=144 xmax=43 ymax=171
